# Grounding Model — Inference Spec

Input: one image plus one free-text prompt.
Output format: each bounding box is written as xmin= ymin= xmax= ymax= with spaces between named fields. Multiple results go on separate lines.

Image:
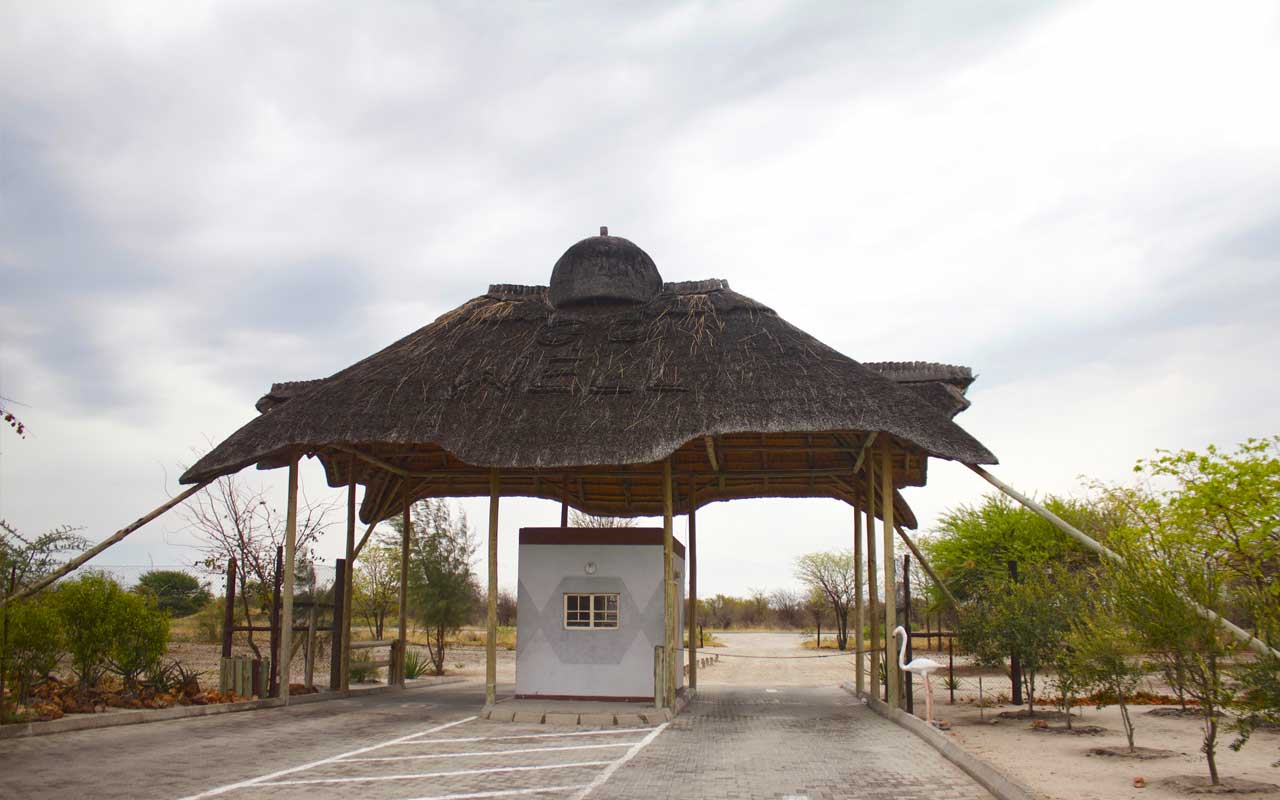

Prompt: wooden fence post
xmin=330 ymin=558 xmax=346 ymax=691
xmin=268 ymin=545 xmax=283 ymax=698
xmin=221 ymin=558 xmax=237 ymax=659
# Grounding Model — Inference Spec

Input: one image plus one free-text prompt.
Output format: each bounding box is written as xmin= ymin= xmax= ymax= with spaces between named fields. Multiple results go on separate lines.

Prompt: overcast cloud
xmin=2 ymin=1 xmax=1278 ymax=597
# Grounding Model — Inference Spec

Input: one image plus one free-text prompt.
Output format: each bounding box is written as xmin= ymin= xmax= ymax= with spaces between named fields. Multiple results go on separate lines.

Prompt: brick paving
xmin=599 ymin=686 xmax=993 ymax=800
xmin=0 ymin=679 xmax=995 ymax=800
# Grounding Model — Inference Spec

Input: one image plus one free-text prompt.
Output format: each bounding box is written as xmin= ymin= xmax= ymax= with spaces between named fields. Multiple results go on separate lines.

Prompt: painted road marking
xmin=399 ymin=786 xmax=590 ymax=800
xmin=765 ymin=688 xmax=779 ymax=693
xmin=568 ymin=722 xmax=668 ymax=800
xmin=408 ymin=727 xmax=654 ymax=745
xmin=176 ymin=715 xmax=477 ymax=799
xmin=255 ymin=760 xmax=616 ymax=786
xmin=340 ymin=741 xmax=637 ymax=762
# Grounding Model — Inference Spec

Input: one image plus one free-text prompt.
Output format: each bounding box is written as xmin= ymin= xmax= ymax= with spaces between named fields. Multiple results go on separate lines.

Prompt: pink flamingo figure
xmin=894 ymin=625 xmax=944 ymax=727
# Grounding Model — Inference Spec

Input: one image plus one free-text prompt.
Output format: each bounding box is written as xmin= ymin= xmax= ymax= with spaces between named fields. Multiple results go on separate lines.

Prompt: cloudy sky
xmin=2 ymin=1 xmax=1277 ymax=598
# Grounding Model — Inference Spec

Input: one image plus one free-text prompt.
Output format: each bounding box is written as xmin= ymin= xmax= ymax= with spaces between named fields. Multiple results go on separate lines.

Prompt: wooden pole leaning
xmin=866 ymin=460 xmax=880 ymax=701
xmin=894 ymin=526 xmax=959 ymax=608
xmin=397 ymin=494 xmax=410 ymax=687
xmin=486 ymin=469 xmax=500 ymax=707
xmin=342 ymin=464 xmax=356 ymax=691
xmin=688 ymin=496 xmax=698 ymax=692
xmin=881 ymin=441 xmax=898 ymax=709
xmin=853 ymin=498 xmax=865 ymax=696
xmin=0 ymin=479 xmax=213 ymax=609
xmin=969 ymin=464 xmax=1280 ymax=660
xmin=662 ymin=458 xmax=676 ymax=709
xmin=280 ymin=456 xmax=300 ymax=704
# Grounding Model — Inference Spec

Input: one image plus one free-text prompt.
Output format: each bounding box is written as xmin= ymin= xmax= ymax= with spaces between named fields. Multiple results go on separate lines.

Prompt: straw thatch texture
xmin=180 ymin=234 xmax=994 ymax=524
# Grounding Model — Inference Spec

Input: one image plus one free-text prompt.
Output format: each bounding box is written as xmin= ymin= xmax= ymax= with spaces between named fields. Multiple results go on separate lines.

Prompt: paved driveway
xmin=0 ymin=682 xmax=991 ymax=800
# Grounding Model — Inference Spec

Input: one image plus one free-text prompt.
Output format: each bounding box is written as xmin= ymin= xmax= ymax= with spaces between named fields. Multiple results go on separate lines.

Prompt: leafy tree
xmin=0 ymin=520 xmax=88 ymax=590
xmin=133 ymin=570 xmax=211 ymax=617
xmin=1107 ymin=531 xmax=1238 ymax=785
xmin=353 ymin=544 xmax=400 ymax=639
xmin=795 ymin=552 xmax=857 ymax=650
xmin=392 ymin=499 xmax=478 ymax=676
xmin=1070 ymin=608 xmax=1146 ymax=751
xmin=5 ymin=595 xmax=62 ymax=705
xmin=1131 ymin=437 xmax=1279 ymax=640
xmin=957 ymin=567 xmax=1086 ymax=714
xmin=53 ymin=573 xmax=125 ymax=691
xmin=106 ymin=592 xmax=169 ymax=692
xmin=496 ymin=590 xmax=517 ymax=627
xmin=923 ymin=494 xmax=1102 ymax=605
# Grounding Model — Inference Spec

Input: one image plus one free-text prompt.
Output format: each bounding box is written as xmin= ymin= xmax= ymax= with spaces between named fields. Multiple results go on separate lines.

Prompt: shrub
xmin=403 ymin=647 xmax=427 ymax=680
xmin=348 ymin=657 xmax=379 ymax=683
xmin=133 ymin=570 xmax=211 ymax=617
xmin=194 ymin=598 xmax=227 ymax=644
xmin=107 ymin=592 xmax=169 ymax=691
xmin=6 ymin=595 xmax=64 ymax=704
xmin=53 ymin=573 xmax=123 ymax=690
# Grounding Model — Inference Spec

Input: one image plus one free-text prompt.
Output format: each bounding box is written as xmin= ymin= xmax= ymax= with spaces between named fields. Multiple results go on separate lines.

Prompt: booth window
xmin=564 ymin=593 xmax=620 ymax=629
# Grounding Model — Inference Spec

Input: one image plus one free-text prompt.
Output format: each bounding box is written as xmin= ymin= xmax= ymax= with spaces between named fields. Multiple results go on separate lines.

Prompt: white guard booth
xmin=515 ymin=527 xmax=684 ymax=701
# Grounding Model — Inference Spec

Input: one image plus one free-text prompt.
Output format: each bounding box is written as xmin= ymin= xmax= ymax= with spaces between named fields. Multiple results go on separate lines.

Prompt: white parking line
xmin=176 ymin=715 xmax=477 ymax=799
xmin=399 ymin=785 xmax=589 ymax=800
xmin=568 ymin=722 xmax=668 ymax=800
xmin=256 ymin=760 xmax=616 ymax=786
xmin=340 ymin=741 xmax=636 ymax=762
xmin=405 ymin=727 xmax=655 ymax=745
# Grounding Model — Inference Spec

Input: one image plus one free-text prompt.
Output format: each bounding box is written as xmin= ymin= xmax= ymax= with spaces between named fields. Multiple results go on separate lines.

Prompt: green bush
xmin=403 ymin=647 xmax=427 ymax=679
xmin=107 ymin=592 xmax=169 ymax=691
xmin=194 ymin=598 xmax=227 ymax=644
xmin=53 ymin=573 xmax=122 ymax=689
xmin=6 ymin=595 xmax=64 ymax=704
xmin=349 ymin=657 xmax=379 ymax=683
xmin=133 ymin=570 xmax=211 ymax=617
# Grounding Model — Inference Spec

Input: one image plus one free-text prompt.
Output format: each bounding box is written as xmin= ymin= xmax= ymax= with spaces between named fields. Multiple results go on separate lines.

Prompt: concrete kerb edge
xmin=840 ymin=682 xmax=1037 ymax=800
xmin=0 ymin=676 xmax=468 ymax=740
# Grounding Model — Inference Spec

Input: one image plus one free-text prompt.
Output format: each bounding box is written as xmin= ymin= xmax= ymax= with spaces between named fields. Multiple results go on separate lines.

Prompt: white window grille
xmin=563 ymin=593 xmax=620 ymax=629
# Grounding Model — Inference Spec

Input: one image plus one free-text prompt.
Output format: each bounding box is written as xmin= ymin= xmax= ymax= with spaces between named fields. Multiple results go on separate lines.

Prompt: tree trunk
xmin=240 ymin=581 xmax=260 ymax=659
xmin=1027 ymin=670 xmax=1036 ymax=716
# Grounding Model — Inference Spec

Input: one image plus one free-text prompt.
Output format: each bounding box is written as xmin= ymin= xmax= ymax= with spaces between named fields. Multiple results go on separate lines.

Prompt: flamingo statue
xmin=894 ymin=625 xmax=944 ymax=727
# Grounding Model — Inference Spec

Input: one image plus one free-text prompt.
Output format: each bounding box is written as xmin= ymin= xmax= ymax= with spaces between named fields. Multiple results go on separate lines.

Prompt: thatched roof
xmin=181 ymin=233 xmax=995 ymax=526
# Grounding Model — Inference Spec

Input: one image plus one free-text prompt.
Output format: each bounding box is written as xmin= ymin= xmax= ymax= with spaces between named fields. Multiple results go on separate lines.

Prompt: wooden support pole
xmin=903 ymin=554 xmax=913 ymax=713
xmin=662 ymin=458 xmax=676 ymax=709
xmin=853 ymin=501 xmax=865 ymax=696
xmin=881 ymin=441 xmax=899 ymax=709
xmin=397 ymin=493 xmax=411 ymax=687
xmin=221 ymin=558 xmax=237 ymax=659
xmin=330 ymin=557 xmax=345 ymax=691
xmin=894 ymin=525 xmax=959 ymax=608
xmin=342 ymin=466 xmax=356 ymax=691
xmin=304 ymin=564 xmax=318 ymax=689
xmin=866 ymin=460 xmax=880 ymax=700
xmin=486 ymin=469 xmax=500 ymax=707
xmin=969 ymin=464 xmax=1280 ymax=660
xmin=280 ymin=457 xmax=299 ymax=703
xmin=688 ymin=497 xmax=698 ymax=691
xmin=269 ymin=546 xmax=282 ymax=697
xmin=1 ymin=479 xmax=214 ymax=609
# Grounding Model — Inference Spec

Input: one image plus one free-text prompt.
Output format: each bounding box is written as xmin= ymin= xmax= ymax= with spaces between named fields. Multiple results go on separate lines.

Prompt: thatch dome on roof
xmin=180 ymin=230 xmax=996 ymax=524
xmin=549 ymin=229 xmax=663 ymax=308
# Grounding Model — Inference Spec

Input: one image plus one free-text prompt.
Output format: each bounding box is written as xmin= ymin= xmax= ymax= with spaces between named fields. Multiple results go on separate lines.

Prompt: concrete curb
xmin=480 ymin=689 xmax=689 ymax=727
xmin=0 ymin=676 xmax=468 ymax=740
xmin=841 ymin=682 xmax=1038 ymax=800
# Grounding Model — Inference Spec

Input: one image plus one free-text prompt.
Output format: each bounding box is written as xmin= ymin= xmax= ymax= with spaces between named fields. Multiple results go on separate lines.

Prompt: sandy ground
xmin=699 ymin=633 xmax=1280 ymax=798
xmin=699 ymin=630 xmax=859 ymax=686
xmin=941 ymin=699 xmax=1280 ymax=799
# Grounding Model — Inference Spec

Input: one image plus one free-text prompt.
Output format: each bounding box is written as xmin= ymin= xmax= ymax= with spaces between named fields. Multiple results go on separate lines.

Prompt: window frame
xmin=562 ymin=592 xmax=620 ymax=630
